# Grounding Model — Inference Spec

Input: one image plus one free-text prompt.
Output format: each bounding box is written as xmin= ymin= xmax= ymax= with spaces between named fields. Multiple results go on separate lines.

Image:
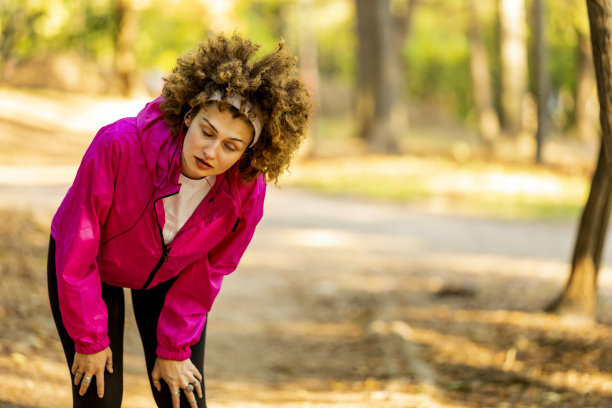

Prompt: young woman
xmin=47 ymin=34 xmax=311 ymax=408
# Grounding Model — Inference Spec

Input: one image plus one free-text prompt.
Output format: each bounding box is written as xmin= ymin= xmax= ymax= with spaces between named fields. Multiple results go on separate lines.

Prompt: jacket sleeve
xmin=155 ymin=178 xmax=266 ymax=360
xmin=51 ymin=125 xmax=120 ymax=354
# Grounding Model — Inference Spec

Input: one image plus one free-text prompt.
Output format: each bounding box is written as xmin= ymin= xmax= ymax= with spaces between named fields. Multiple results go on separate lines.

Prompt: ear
xmin=184 ymin=109 xmax=194 ymax=127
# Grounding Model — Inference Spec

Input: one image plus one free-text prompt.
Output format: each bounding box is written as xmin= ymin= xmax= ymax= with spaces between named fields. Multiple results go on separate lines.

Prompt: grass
xmin=282 ymin=154 xmax=591 ymax=221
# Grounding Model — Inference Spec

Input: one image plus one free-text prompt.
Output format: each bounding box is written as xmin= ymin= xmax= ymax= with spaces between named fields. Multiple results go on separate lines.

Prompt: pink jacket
xmin=51 ymin=98 xmax=266 ymax=360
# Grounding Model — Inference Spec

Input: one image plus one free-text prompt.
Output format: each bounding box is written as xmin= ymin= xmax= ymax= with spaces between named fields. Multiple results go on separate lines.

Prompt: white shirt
xmin=162 ymin=174 xmax=216 ymax=244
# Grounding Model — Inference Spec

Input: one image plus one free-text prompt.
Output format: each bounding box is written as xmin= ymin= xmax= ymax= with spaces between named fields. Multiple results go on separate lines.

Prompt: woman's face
xmin=181 ymin=103 xmax=254 ymax=179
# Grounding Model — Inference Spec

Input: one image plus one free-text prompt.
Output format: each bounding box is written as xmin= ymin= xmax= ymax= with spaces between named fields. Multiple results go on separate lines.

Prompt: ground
xmin=2 ymin=87 xmax=612 ymax=407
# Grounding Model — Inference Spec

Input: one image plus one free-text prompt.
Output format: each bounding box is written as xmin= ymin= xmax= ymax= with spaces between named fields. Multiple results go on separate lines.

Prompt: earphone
xmin=101 ymin=111 xmax=188 ymax=247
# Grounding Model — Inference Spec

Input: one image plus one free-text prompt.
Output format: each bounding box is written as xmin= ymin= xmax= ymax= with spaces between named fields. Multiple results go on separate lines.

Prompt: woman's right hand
xmin=71 ymin=346 xmax=113 ymax=398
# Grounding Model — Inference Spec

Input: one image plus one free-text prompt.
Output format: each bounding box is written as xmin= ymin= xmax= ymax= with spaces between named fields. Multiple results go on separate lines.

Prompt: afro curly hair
xmin=160 ymin=33 xmax=312 ymax=183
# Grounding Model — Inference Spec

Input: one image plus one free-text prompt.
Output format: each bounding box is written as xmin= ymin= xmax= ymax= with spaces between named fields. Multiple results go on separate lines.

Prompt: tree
xmin=355 ymin=0 xmax=399 ymax=153
xmin=546 ymin=0 xmax=612 ymax=321
xmin=296 ymin=0 xmax=320 ymax=157
xmin=0 ymin=1 xmax=43 ymax=78
xmin=389 ymin=0 xmax=418 ymax=152
xmin=114 ymin=0 xmax=139 ymax=96
xmin=575 ymin=30 xmax=597 ymax=142
xmin=532 ymin=0 xmax=549 ymax=163
xmin=499 ymin=0 xmax=528 ymax=136
xmin=467 ymin=0 xmax=500 ymax=148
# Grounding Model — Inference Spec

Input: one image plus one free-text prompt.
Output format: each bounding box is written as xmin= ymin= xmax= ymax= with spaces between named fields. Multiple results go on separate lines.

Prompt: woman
xmin=47 ymin=34 xmax=311 ymax=408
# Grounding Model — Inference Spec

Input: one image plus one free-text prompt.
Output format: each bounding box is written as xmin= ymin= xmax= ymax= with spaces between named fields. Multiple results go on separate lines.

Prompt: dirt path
xmin=3 ymin=88 xmax=612 ymax=407
xmin=3 ymin=180 xmax=612 ymax=407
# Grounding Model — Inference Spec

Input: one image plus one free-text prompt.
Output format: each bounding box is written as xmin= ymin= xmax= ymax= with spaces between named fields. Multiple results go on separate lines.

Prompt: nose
xmin=202 ymin=140 xmax=219 ymax=159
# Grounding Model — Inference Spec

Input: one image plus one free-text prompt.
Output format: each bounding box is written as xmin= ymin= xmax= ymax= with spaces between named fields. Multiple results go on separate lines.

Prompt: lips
xmin=195 ymin=157 xmax=213 ymax=169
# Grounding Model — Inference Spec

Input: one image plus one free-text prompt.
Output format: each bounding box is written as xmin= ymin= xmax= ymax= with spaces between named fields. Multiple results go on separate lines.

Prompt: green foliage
xmin=545 ymin=0 xmax=590 ymax=126
xmin=404 ymin=0 xmax=472 ymax=118
xmin=135 ymin=0 xmax=212 ymax=71
xmin=236 ymin=0 xmax=285 ymax=50
xmin=313 ymin=0 xmax=356 ymax=82
xmin=0 ymin=0 xmax=596 ymax=137
xmin=0 ymin=0 xmax=46 ymax=65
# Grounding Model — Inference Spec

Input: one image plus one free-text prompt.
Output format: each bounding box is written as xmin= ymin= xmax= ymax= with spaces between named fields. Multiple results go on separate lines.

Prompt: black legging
xmin=47 ymin=237 xmax=207 ymax=408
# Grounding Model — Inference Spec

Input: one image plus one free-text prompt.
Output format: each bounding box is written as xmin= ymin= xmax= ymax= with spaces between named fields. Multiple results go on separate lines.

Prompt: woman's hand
xmin=152 ymin=357 xmax=203 ymax=408
xmin=71 ymin=346 xmax=113 ymax=398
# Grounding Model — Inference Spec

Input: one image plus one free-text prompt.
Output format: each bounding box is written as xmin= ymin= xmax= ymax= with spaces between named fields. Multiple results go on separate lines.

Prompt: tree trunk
xmin=467 ymin=0 xmax=500 ymax=148
xmin=533 ymin=0 xmax=549 ymax=164
xmin=547 ymin=145 xmax=611 ymax=319
xmin=297 ymin=0 xmax=320 ymax=157
xmin=589 ymin=0 xmax=612 ymax=174
xmin=355 ymin=0 xmax=399 ymax=153
xmin=114 ymin=0 xmax=138 ymax=97
xmin=547 ymin=0 xmax=612 ymax=321
xmin=575 ymin=30 xmax=597 ymax=142
xmin=499 ymin=0 xmax=527 ymax=137
xmin=389 ymin=0 xmax=418 ymax=152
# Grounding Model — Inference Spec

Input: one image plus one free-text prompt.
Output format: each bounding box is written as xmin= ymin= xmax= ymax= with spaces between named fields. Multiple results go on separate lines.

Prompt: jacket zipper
xmin=140 ymin=192 xmax=177 ymax=290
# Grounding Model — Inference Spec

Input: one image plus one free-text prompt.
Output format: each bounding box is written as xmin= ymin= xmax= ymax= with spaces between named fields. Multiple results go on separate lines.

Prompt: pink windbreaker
xmin=51 ymin=97 xmax=266 ymax=360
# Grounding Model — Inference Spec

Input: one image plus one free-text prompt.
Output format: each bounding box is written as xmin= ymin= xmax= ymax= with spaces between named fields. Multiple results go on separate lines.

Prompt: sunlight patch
xmin=286 ymin=228 xmax=354 ymax=248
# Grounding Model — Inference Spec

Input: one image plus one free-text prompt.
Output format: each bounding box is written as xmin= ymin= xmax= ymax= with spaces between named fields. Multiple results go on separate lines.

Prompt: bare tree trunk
xmin=114 ymin=0 xmax=138 ymax=97
xmin=297 ymin=0 xmax=320 ymax=157
xmin=547 ymin=145 xmax=611 ymax=319
xmin=589 ymin=0 xmax=612 ymax=175
xmin=355 ymin=0 xmax=399 ymax=153
xmin=499 ymin=0 xmax=527 ymax=136
xmin=389 ymin=0 xmax=418 ymax=151
xmin=467 ymin=0 xmax=500 ymax=149
xmin=355 ymin=0 xmax=376 ymax=144
xmin=547 ymin=0 xmax=612 ymax=321
xmin=576 ymin=30 xmax=597 ymax=142
xmin=533 ymin=0 xmax=549 ymax=163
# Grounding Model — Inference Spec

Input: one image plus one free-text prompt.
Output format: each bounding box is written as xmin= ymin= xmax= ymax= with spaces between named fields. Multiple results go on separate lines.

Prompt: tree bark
xmin=547 ymin=145 xmax=611 ymax=319
xmin=114 ymin=0 xmax=138 ymax=97
xmin=575 ymin=30 xmax=597 ymax=142
xmin=589 ymin=0 xmax=612 ymax=168
xmin=355 ymin=0 xmax=399 ymax=153
xmin=533 ymin=0 xmax=549 ymax=163
xmin=467 ymin=0 xmax=500 ymax=148
xmin=499 ymin=0 xmax=527 ymax=137
xmin=547 ymin=0 xmax=612 ymax=321
xmin=389 ymin=0 xmax=418 ymax=151
xmin=297 ymin=0 xmax=320 ymax=157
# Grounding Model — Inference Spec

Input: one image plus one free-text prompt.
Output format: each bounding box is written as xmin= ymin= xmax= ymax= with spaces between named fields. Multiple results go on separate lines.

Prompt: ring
xmin=189 ymin=399 xmax=197 ymax=406
xmin=105 ymin=362 xmax=113 ymax=366
xmin=83 ymin=376 xmax=92 ymax=383
xmin=171 ymin=390 xmax=181 ymax=398
xmin=75 ymin=370 xmax=84 ymax=376
xmin=185 ymin=383 xmax=195 ymax=393
xmin=153 ymin=380 xmax=160 ymax=385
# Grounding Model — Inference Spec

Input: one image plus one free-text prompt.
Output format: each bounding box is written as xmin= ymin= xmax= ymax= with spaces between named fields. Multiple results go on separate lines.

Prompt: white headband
xmin=208 ymin=90 xmax=262 ymax=147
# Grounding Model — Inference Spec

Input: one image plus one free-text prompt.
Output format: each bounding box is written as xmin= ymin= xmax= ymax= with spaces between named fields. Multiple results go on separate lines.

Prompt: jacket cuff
xmin=74 ymin=335 xmax=111 ymax=354
xmin=156 ymin=345 xmax=191 ymax=361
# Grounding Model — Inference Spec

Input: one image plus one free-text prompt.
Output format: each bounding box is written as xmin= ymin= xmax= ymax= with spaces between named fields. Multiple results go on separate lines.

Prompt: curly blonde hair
xmin=161 ymin=33 xmax=312 ymax=183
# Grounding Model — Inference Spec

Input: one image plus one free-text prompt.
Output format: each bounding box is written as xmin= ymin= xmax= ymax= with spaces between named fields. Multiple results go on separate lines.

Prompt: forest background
xmin=3 ymin=1 xmax=612 ymax=407
xmin=0 ymin=0 xmax=600 ymax=220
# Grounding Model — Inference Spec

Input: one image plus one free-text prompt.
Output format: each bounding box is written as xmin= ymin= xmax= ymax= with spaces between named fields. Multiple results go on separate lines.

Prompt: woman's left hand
xmin=152 ymin=356 xmax=203 ymax=408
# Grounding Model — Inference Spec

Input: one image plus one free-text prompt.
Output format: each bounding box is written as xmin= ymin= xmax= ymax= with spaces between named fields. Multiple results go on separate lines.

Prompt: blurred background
xmin=4 ymin=1 xmax=612 ymax=407
xmin=0 ymin=0 xmax=599 ymax=219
